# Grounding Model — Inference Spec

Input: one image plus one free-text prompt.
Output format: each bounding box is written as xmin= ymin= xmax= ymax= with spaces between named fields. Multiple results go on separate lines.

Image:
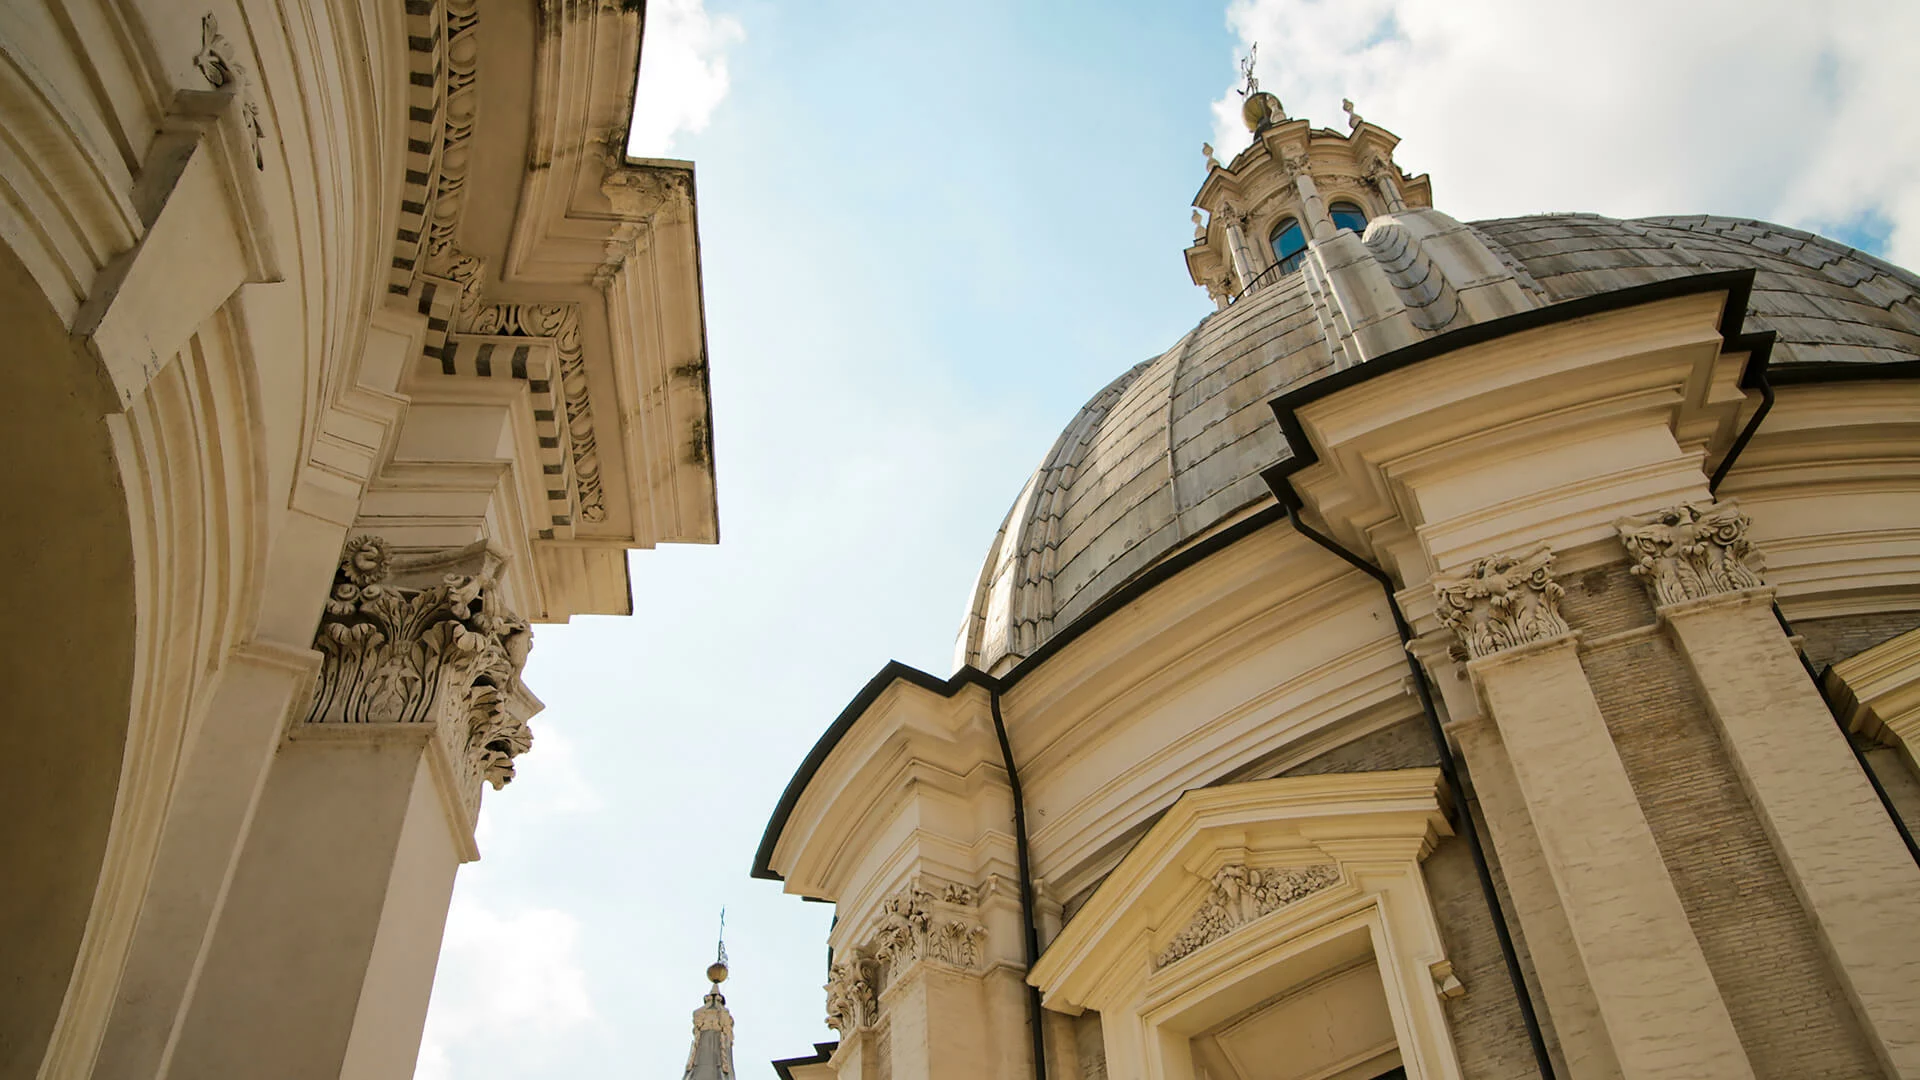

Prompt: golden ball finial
xmin=707 ymin=960 xmax=729 ymax=985
xmin=1242 ymin=91 xmax=1285 ymax=133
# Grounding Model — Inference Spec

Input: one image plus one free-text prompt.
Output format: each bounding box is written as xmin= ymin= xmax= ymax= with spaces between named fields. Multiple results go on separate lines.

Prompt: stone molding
xmin=304 ymin=535 xmax=534 ymax=817
xmin=1432 ymin=545 xmax=1570 ymax=660
xmin=1155 ymin=863 xmax=1341 ymax=969
xmin=824 ymin=879 xmax=987 ymax=1033
xmin=461 ymin=301 xmax=605 ymax=526
xmin=1616 ymin=501 xmax=1765 ymax=607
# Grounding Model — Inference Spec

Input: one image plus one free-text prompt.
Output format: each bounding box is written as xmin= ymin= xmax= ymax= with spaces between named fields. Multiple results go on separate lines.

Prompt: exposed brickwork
xmin=1278 ymin=718 xmax=1438 ymax=777
xmin=1557 ymin=561 xmax=1655 ymax=638
xmin=1581 ymin=612 xmax=1880 ymax=1076
xmin=1422 ymin=827 xmax=1562 ymax=1080
xmin=1796 ymin=610 xmax=1920 ymax=670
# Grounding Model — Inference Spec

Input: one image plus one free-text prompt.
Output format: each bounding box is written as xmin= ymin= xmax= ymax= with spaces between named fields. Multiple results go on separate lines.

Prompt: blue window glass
xmin=1270 ymin=218 xmax=1306 ymax=275
xmin=1331 ymin=201 xmax=1369 ymax=235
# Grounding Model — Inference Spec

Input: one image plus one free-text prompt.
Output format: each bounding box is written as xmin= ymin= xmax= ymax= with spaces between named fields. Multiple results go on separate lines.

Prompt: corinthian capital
xmin=305 ymin=536 xmax=536 ymax=807
xmin=1616 ymin=500 xmax=1766 ymax=607
xmin=1433 ymin=545 xmax=1571 ymax=660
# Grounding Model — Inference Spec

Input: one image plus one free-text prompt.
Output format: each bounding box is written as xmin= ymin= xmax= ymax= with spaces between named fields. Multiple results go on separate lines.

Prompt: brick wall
xmin=1575 ymin=575 xmax=1880 ymax=1078
xmin=1797 ymin=610 xmax=1920 ymax=670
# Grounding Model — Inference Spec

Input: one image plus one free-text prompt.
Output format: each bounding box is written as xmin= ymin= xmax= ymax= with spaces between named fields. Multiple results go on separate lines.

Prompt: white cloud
xmin=627 ymin=0 xmax=744 ymax=158
xmin=416 ymin=900 xmax=595 ymax=1079
xmin=1209 ymin=0 xmax=1920 ymax=265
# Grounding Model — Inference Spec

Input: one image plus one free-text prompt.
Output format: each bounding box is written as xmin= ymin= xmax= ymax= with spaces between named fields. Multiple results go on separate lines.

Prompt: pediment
xmin=1028 ymin=769 xmax=1449 ymax=1014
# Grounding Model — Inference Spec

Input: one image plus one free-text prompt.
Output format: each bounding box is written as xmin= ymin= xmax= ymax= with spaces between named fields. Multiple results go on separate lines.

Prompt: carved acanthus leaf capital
xmin=825 ymin=878 xmax=988 ymax=1030
xmin=1616 ymin=501 xmax=1765 ymax=607
xmin=1433 ymin=545 xmax=1571 ymax=660
xmin=306 ymin=536 xmax=535 ymax=812
xmin=823 ymin=952 xmax=878 ymax=1034
xmin=1156 ymin=863 xmax=1340 ymax=968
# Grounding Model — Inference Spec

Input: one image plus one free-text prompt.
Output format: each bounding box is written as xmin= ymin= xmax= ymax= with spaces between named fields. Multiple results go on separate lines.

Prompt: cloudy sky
xmin=418 ymin=0 xmax=1919 ymax=1075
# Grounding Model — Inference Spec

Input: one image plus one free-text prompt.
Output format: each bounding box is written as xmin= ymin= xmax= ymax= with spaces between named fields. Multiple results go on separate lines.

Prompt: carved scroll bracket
xmin=1433 ymin=545 xmax=1571 ymax=661
xmin=304 ymin=535 xmax=537 ymax=820
xmin=1616 ymin=500 xmax=1766 ymax=607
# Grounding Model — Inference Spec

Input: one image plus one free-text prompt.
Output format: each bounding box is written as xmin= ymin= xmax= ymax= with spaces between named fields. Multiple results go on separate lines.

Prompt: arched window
xmin=1270 ymin=218 xmax=1307 ymax=275
xmin=1331 ymin=201 xmax=1369 ymax=235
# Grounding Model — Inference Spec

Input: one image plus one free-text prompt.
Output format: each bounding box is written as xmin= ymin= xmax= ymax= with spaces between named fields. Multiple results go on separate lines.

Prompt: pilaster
xmin=1623 ymin=502 xmax=1920 ymax=1078
xmin=164 ymin=536 xmax=538 ymax=1080
xmin=825 ymin=879 xmax=1021 ymax=1080
xmin=1437 ymin=548 xmax=1753 ymax=1080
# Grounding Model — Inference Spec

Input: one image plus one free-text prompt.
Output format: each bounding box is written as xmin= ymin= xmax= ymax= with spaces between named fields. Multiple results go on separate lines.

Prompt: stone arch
xmin=0 ymin=232 xmax=137 ymax=1079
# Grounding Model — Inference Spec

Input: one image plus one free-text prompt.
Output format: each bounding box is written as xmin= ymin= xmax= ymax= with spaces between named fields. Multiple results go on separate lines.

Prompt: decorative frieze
xmin=1432 ymin=545 xmax=1570 ymax=660
xmin=1156 ymin=863 xmax=1341 ymax=968
xmin=1616 ymin=501 xmax=1765 ymax=606
xmin=305 ymin=536 xmax=534 ymax=809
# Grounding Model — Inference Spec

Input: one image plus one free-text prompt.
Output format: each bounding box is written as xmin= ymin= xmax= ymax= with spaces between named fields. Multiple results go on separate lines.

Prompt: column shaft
xmin=1663 ymin=590 xmax=1920 ymax=1078
xmin=165 ymin=729 xmax=464 ymax=1080
xmin=1471 ymin=637 xmax=1752 ymax=1079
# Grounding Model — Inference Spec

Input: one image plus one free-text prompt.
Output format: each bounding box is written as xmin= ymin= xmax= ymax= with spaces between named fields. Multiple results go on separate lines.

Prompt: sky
xmin=417 ymin=1 xmax=1920 ymax=1076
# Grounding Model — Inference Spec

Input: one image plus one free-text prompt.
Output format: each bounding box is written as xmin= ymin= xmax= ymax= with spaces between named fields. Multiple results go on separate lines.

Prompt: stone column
xmin=1620 ymin=501 xmax=1920 ymax=1078
xmin=165 ymin=536 xmax=538 ymax=1080
xmin=1221 ymin=208 xmax=1259 ymax=293
xmin=1436 ymin=547 xmax=1753 ymax=1080
xmin=1367 ymin=155 xmax=1407 ymax=214
xmin=1285 ymin=154 xmax=1336 ymax=243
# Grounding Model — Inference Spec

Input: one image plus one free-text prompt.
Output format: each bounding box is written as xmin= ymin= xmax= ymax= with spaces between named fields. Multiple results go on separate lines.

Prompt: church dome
xmin=954 ymin=213 xmax=1920 ymax=674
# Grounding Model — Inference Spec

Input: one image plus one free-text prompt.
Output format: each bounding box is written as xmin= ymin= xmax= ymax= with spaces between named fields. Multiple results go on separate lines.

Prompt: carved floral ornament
xmin=824 ymin=880 xmax=988 ymax=1034
xmin=1616 ymin=501 xmax=1766 ymax=607
xmin=1432 ymin=545 xmax=1571 ymax=661
xmin=1155 ymin=863 xmax=1341 ymax=969
xmin=304 ymin=536 xmax=535 ymax=801
xmin=192 ymin=12 xmax=265 ymax=169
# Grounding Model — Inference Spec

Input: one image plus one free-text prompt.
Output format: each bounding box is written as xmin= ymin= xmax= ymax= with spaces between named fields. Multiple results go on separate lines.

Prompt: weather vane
xmin=1237 ymin=43 xmax=1260 ymax=98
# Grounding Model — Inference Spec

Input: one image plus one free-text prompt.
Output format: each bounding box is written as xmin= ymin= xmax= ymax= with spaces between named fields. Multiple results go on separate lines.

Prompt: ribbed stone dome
xmin=953 ymin=213 xmax=1920 ymax=674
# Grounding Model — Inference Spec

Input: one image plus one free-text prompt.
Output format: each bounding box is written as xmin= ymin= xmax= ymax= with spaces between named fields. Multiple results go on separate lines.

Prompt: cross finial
xmin=1237 ymin=44 xmax=1259 ymax=98
xmin=716 ymin=907 xmax=727 ymax=968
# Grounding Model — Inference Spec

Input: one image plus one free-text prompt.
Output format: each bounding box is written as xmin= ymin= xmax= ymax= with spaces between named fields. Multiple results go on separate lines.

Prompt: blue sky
xmin=419 ymin=1 xmax=1920 ymax=1076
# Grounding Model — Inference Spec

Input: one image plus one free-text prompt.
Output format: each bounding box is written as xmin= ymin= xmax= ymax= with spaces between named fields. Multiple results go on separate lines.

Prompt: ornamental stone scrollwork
xmin=192 ymin=13 xmax=264 ymax=169
xmin=824 ymin=878 xmax=988 ymax=1031
xmin=1433 ymin=545 xmax=1571 ymax=660
xmin=1156 ymin=863 xmax=1341 ymax=968
xmin=305 ymin=536 xmax=535 ymax=812
xmin=869 ymin=880 xmax=990 ymax=979
xmin=823 ymin=953 xmax=878 ymax=1034
xmin=465 ymin=302 xmax=607 ymax=523
xmin=1616 ymin=501 xmax=1766 ymax=606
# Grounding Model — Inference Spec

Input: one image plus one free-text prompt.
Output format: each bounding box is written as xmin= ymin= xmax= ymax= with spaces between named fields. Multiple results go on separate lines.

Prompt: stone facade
xmin=762 ymin=95 xmax=1920 ymax=1080
xmin=0 ymin=2 xmax=716 ymax=1077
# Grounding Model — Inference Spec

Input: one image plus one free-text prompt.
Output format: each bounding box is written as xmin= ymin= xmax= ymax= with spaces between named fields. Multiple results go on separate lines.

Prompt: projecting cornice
xmin=373 ymin=0 xmax=718 ymax=622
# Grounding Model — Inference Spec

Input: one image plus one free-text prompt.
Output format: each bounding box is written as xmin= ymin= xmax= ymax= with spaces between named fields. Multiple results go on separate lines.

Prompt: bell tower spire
xmin=679 ymin=913 xmax=736 ymax=1080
